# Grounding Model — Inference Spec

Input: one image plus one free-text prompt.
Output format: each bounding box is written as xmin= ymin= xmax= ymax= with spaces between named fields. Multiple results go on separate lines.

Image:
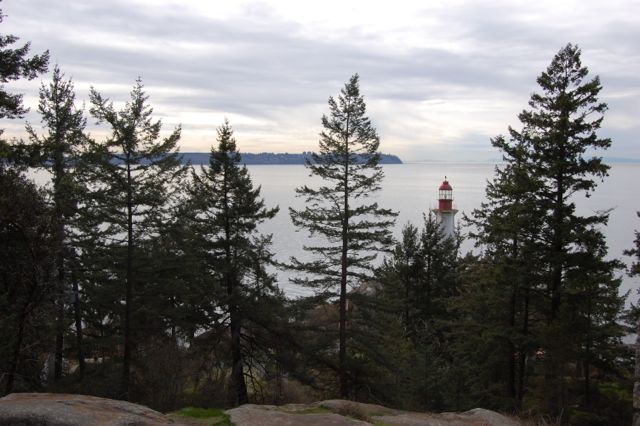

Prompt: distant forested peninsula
xmin=180 ymin=151 xmax=403 ymax=165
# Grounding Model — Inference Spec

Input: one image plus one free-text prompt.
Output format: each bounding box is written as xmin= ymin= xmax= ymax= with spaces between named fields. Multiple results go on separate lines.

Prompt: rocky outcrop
xmin=227 ymin=404 xmax=370 ymax=426
xmin=0 ymin=393 xmax=176 ymax=426
xmin=226 ymin=399 xmax=520 ymax=426
xmin=0 ymin=394 xmax=520 ymax=426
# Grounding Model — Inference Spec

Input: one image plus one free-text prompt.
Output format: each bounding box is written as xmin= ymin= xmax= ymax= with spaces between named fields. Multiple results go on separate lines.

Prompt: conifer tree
xmin=289 ymin=74 xmax=396 ymax=398
xmin=470 ymin=43 xmax=625 ymax=417
xmin=466 ymin=136 xmax=543 ymax=409
xmin=0 ymin=167 xmax=54 ymax=394
xmin=26 ymin=65 xmax=89 ymax=380
xmin=187 ymin=120 xmax=279 ymax=406
xmin=377 ymin=214 xmax=458 ymax=409
xmin=86 ymin=80 xmax=186 ymax=400
xmin=0 ymin=6 xmax=48 ymax=122
xmin=517 ymin=43 xmax=618 ymax=416
xmin=0 ymin=3 xmax=48 ymax=161
xmin=626 ymin=213 xmax=640 ymax=425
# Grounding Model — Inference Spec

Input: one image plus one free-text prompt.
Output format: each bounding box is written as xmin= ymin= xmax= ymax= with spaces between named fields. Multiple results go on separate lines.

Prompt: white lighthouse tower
xmin=432 ymin=177 xmax=458 ymax=238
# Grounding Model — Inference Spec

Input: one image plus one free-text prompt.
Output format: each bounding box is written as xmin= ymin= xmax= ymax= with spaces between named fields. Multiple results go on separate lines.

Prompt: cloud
xmin=2 ymin=0 xmax=638 ymax=160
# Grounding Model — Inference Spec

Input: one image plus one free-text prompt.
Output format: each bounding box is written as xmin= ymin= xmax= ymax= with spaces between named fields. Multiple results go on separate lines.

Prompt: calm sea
xmin=247 ymin=163 xmax=640 ymax=298
xmin=28 ymin=163 xmax=640 ymax=300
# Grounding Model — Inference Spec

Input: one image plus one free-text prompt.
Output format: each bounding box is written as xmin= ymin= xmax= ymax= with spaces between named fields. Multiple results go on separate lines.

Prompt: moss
xmin=170 ymin=407 xmax=234 ymax=425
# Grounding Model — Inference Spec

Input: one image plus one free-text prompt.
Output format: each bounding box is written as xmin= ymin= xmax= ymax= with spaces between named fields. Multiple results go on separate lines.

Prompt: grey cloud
xmin=2 ymin=0 xmax=638 ymax=159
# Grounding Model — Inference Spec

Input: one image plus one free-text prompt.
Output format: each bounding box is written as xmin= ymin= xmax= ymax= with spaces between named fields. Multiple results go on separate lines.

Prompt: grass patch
xmin=170 ymin=407 xmax=234 ymax=425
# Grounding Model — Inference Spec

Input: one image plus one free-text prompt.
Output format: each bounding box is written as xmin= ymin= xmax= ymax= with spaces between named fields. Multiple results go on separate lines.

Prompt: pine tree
xmin=0 ymin=6 xmax=48 ymax=121
xmin=518 ymin=43 xmax=618 ymax=416
xmin=626 ymin=213 xmax=640 ymax=425
xmin=289 ymin=74 xmax=396 ymax=398
xmin=376 ymin=214 xmax=459 ymax=409
xmin=470 ymin=43 xmax=625 ymax=417
xmin=0 ymin=3 xmax=48 ymax=162
xmin=187 ymin=120 xmax=279 ymax=406
xmin=25 ymin=65 xmax=89 ymax=381
xmin=86 ymin=80 xmax=186 ymax=400
xmin=0 ymin=167 xmax=55 ymax=394
xmin=466 ymin=136 xmax=543 ymax=409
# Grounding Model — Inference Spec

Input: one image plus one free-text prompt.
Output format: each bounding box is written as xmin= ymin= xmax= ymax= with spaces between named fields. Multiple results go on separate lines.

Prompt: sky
xmin=1 ymin=0 xmax=639 ymax=162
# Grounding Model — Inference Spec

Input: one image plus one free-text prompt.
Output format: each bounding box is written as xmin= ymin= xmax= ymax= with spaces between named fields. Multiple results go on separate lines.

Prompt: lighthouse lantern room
xmin=432 ymin=177 xmax=458 ymax=238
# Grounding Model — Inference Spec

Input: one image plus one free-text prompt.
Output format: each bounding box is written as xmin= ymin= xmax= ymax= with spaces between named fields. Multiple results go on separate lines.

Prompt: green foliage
xmin=0 ymin=167 xmax=55 ymax=394
xmin=25 ymin=65 xmax=91 ymax=382
xmin=626 ymin=212 xmax=640 ymax=277
xmin=289 ymin=73 xmax=396 ymax=398
xmin=0 ymin=6 xmax=49 ymax=121
xmin=82 ymin=79 xmax=187 ymax=399
xmin=186 ymin=119 xmax=281 ymax=406
xmin=461 ymin=43 xmax=627 ymax=419
xmin=172 ymin=406 xmax=234 ymax=425
xmin=363 ymin=214 xmax=460 ymax=410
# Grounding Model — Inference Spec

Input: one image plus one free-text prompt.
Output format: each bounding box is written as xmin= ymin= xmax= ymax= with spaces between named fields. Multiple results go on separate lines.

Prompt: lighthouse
xmin=432 ymin=177 xmax=458 ymax=238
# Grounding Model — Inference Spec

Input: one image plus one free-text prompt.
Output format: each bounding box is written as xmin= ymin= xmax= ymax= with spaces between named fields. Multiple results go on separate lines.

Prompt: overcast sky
xmin=2 ymin=0 xmax=638 ymax=161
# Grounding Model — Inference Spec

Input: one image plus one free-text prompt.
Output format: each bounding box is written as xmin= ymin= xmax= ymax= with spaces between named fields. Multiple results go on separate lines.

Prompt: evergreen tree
xmin=517 ymin=43 xmax=618 ymax=416
xmin=0 ymin=2 xmax=48 ymax=161
xmin=86 ymin=80 xmax=186 ymax=399
xmin=0 ymin=5 xmax=48 ymax=121
xmin=376 ymin=214 xmax=459 ymax=409
xmin=629 ymin=214 xmax=640 ymax=277
xmin=187 ymin=120 xmax=279 ymax=406
xmin=0 ymin=167 xmax=55 ymax=394
xmin=0 ymin=3 xmax=52 ymax=394
xmin=466 ymin=136 xmax=543 ymax=409
xmin=626 ymin=213 xmax=640 ymax=425
xmin=289 ymin=74 xmax=396 ymax=398
xmin=25 ymin=65 xmax=89 ymax=381
xmin=469 ymin=43 xmax=626 ymax=418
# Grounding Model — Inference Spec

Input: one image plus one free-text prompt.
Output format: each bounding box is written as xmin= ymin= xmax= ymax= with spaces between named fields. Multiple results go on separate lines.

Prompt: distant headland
xmin=181 ymin=152 xmax=403 ymax=165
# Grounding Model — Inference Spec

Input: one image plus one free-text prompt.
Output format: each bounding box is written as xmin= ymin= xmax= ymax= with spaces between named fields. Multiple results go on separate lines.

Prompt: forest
xmin=1 ymin=6 xmax=640 ymax=426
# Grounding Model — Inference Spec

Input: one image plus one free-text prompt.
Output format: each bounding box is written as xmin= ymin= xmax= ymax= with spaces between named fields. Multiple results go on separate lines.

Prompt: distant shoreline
xmin=181 ymin=152 xmax=403 ymax=165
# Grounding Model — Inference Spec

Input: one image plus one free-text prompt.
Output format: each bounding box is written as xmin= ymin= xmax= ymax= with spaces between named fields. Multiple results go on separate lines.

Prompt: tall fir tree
xmin=0 ymin=5 xmax=48 ymax=121
xmin=289 ymin=74 xmax=396 ymax=398
xmin=0 ymin=2 xmax=48 ymax=162
xmin=86 ymin=80 xmax=186 ymax=400
xmin=26 ymin=65 xmax=89 ymax=381
xmin=186 ymin=120 xmax=279 ymax=406
xmin=466 ymin=135 xmax=544 ymax=409
xmin=376 ymin=213 xmax=459 ymax=409
xmin=0 ymin=167 xmax=55 ymax=394
xmin=518 ymin=43 xmax=620 ymax=416
xmin=626 ymin=213 xmax=640 ymax=425
xmin=469 ymin=43 xmax=626 ymax=418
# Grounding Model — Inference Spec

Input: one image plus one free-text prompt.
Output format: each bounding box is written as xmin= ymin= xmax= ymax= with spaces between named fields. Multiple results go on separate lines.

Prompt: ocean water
xmin=27 ymin=163 xmax=640 ymax=300
xmin=247 ymin=163 xmax=640 ymax=298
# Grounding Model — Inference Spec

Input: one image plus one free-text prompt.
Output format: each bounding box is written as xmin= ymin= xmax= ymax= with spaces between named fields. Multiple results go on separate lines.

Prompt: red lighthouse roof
xmin=439 ymin=180 xmax=452 ymax=191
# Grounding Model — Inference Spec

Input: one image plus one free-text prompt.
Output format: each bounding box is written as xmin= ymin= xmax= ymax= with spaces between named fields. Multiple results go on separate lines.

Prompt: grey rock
xmin=226 ymin=404 xmax=370 ymax=426
xmin=0 ymin=393 xmax=176 ymax=426
xmin=226 ymin=399 xmax=521 ymax=426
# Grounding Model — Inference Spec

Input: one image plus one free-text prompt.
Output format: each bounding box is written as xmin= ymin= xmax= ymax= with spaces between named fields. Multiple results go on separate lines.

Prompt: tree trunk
xmin=507 ymin=288 xmax=516 ymax=401
xmin=230 ymin=308 xmax=248 ymax=406
xmin=71 ymin=263 xmax=85 ymax=379
xmin=634 ymin=314 xmax=640 ymax=425
xmin=517 ymin=286 xmax=530 ymax=409
xmin=339 ymin=117 xmax=351 ymax=399
xmin=5 ymin=306 xmax=27 ymax=395
xmin=122 ymin=161 xmax=134 ymax=400
xmin=54 ymin=249 xmax=65 ymax=381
